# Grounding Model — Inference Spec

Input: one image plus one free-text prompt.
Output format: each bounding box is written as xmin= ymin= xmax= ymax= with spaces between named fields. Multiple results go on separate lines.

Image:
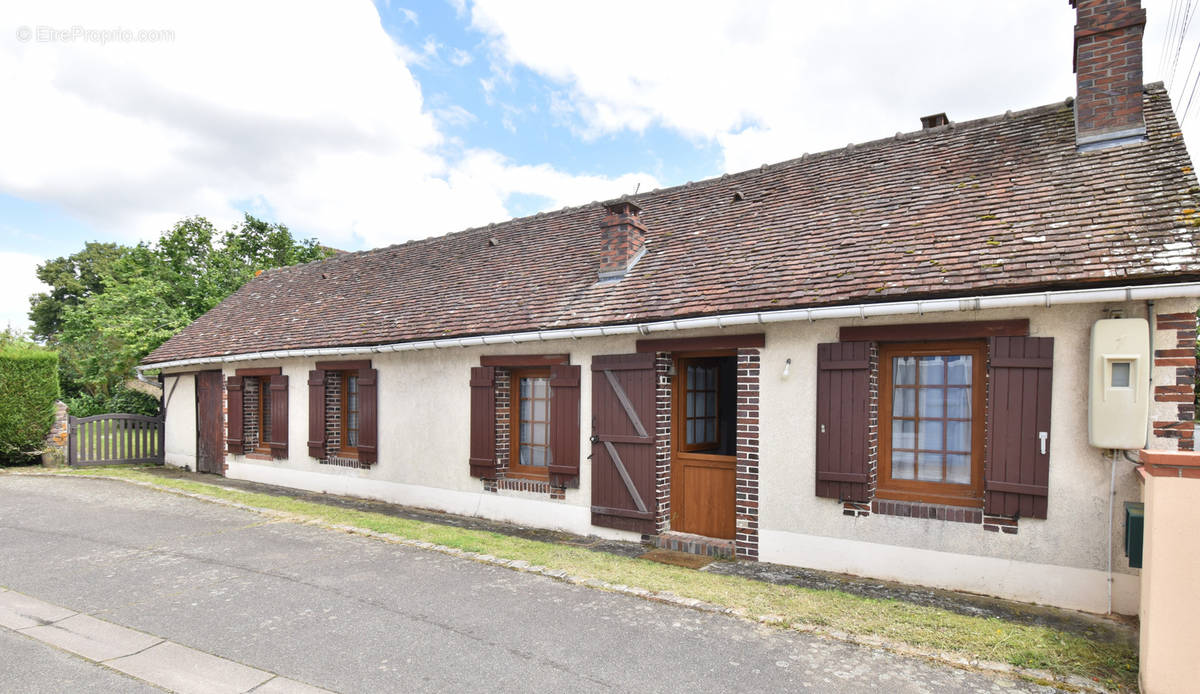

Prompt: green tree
xmin=32 ymin=214 xmax=330 ymax=409
xmin=28 ymin=242 xmax=136 ymax=340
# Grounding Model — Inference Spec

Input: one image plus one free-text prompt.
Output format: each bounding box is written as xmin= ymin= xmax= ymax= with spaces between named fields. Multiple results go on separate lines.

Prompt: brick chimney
xmin=598 ymin=200 xmax=647 ymax=282
xmin=1071 ymin=0 xmax=1147 ymax=150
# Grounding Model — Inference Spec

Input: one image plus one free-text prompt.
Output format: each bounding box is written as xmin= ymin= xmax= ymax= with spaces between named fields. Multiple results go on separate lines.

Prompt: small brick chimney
xmin=1071 ymin=0 xmax=1147 ymax=150
xmin=598 ymin=200 xmax=647 ymax=282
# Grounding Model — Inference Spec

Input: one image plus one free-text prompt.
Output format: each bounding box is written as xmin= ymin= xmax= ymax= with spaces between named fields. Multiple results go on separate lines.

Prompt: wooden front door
xmin=590 ymin=353 xmax=656 ymax=534
xmin=195 ymin=371 xmax=225 ymax=475
xmin=671 ymin=354 xmax=736 ymax=539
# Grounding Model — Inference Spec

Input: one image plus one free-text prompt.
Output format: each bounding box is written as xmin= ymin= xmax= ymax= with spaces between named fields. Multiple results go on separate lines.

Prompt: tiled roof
xmin=145 ymin=84 xmax=1200 ymax=365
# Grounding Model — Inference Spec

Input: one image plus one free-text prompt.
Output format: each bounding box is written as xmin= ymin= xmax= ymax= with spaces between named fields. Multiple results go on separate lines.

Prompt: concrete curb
xmin=17 ymin=471 xmax=1116 ymax=694
xmin=0 ymin=586 xmax=334 ymax=694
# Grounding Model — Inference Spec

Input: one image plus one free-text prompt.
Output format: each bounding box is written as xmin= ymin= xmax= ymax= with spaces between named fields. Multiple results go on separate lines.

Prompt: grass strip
xmin=49 ymin=466 xmax=1136 ymax=691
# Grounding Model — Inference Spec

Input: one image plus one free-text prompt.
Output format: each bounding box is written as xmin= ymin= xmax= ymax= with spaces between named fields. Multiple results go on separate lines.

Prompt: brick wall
xmin=1152 ymin=312 xmax=1197 ymax=451
xmin=1072 ymin=0 xmax=1146 ymax=142
xmin=243 ymin=376 xmax=259 ymax=451
xmin=734 ymin=348 xmax=760 ymax=559
xmin=654 ymin=353 xmax=673 ymax=533
xmin=494 ymin=367 xmax=511 ymax=477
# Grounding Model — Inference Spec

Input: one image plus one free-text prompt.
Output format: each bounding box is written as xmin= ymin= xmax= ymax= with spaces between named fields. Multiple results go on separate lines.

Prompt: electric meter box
xmin=1088 ymin=318 xmax=1150 ymax=449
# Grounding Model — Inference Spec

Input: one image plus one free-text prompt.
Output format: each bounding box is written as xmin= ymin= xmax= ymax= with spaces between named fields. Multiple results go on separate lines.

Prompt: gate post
xmin=41 ymin=402 xmax=70 ymax=468
xmin=1137 ymin=450 xmax=1200 ymax=693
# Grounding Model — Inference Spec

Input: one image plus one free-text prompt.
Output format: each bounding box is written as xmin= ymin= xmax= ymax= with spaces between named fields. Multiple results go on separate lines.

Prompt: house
xmin=143 ymin=0 xmax=1198 ymax=615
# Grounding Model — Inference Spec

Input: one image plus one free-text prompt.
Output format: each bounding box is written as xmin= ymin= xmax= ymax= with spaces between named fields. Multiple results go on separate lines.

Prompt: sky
xmin=0 ymin=0 xmax=1197 ymax=332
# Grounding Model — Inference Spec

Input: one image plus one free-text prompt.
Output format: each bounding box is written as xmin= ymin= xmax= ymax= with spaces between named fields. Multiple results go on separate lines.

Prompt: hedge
xmin=0 ymin=346 xmax=60 ymax=462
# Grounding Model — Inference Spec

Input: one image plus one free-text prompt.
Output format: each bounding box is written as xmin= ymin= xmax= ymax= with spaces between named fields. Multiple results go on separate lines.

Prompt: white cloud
xmin=448 ymin=47 xmax=472 ymax=67
xmin=0 ymin=0 xmax=656 ymax=252
xmin=0 ymin=252 xmax=48 ymax=332
xmin=469 ymin=1 xmax=1086 ymax=172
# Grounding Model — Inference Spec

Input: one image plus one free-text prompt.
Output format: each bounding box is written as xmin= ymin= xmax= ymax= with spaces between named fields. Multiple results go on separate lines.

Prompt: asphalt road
xmin=0 ymin=475 xmax=1054 ymax=693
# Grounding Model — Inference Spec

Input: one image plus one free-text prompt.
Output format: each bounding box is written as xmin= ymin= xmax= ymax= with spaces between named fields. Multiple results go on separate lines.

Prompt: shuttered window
xmin=228 ymin=368 xmax=288 ymax=460
xmin=817 ymin=335 xmax=1054 ymax=518
xmin=309 ymin=361 xmax=376 ymax=465
xmin=468 ymin=359 xmax=580 ymax=488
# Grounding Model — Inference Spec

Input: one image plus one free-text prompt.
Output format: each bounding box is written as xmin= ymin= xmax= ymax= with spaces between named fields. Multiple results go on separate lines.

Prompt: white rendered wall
xmin=169 ymin=297 xmax=1200 ymax=614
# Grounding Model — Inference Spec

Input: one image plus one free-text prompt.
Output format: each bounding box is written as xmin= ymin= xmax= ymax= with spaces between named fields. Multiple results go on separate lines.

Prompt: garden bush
xmin=0 ymin=345 xmax=60 ymax=463
xmin=65 ymin=386 xmax=159 ymax=418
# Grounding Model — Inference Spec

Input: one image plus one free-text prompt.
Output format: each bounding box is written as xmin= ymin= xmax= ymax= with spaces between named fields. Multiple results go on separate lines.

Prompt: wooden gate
xmin=196 ymin=371 xmax=225 ymax=475
xmin=591 ymin=353 xmax=657 ymax=534
xmin=69 ymin=414 xmax=164 ymax=467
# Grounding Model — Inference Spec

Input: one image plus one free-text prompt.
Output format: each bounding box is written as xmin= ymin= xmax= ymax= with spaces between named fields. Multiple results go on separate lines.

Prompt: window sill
xmin=874 ymin=488 xmax=983 ymax=509
xmin=245 ymin=452 xmax=273 ymax=461
xmin=505 ymin=469 xmax=549 ymax=482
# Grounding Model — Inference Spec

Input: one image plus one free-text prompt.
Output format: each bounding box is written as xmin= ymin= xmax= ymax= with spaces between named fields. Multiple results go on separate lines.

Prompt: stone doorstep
xmin=655 ymin=530 xmax=736 ymax=559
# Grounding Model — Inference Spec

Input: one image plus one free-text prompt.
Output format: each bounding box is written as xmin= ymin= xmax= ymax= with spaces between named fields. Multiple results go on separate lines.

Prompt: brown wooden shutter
xmin=815 ymin=342 xmax=871 ymax=502
xmin=548 ymin=363 xmax=581 ymax=488
xmin=469 ymin=366 xmax=496 ymax=478
xmin=986 ymin=336 xmax=1054 ymax=519
xmin=269 ymin=374 xmax=288 ymax=459
xmin=307 ymin=369 xmax=326 ymax=459
xmin=590 ymin=353 xmax=656 ymax=534
xmin=226 ymin=376 xmax=244 ymax=455
xmin=358 ymin=367 xmax=378 ymax=464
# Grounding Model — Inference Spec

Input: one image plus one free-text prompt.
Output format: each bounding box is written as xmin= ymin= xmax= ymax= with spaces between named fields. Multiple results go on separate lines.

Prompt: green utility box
xmin=1124 ymin=502 xmax=1145 ymax=569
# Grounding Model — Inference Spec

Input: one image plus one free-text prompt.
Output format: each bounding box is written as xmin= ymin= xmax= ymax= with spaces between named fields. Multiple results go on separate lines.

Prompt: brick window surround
xmin=241 ymin=376 xmax=271 ymax=459
xmin=322 ymin=370 xmax=364 ymax=468
xmin=478 ymin=357 xmax=570 ymax=499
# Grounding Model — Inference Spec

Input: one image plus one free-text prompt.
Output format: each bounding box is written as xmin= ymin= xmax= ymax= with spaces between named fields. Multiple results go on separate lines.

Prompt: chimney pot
xmin=920 ymin=113 xmax=949 ymax=129
xmin=1071 ymin=0 xmax=1147 ymax=150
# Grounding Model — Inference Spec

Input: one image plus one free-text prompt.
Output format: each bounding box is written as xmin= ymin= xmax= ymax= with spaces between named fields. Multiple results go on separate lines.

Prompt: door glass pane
xmin=946 ymin=454 xmax=971 ymax=484
xmin=918 ymin=388 xmax=944 ymax=418
xmin=946 ymin=355 xmax=972 ymax=385
xmin=894 ymin=357 xmax=916 ymax=385
xmin=687 ymin=420 xmax=696 ymax=444
xmin=893 ymin=388 xmax=915 ymax=417
xmin=918 ymin=356 xmax=945 ymax=384
xmin=892 ymin=419 xmax=915 ymax=449
xmin=705 ymin=419 xmax=715 ymax=443
xmin=918 ymin=421 xmax=944 ymax=450
xmin=946 ymin=387 xmax=971 ymax=418
xmin=947 ymin=421 xmax=971 ymax=452
xmin=687 ymin=392 xmax=695 ymax=417
xmin=917 ymin=452 xmax=944 ymax=481
xmin=706 ymin=392 xmax=717 ymax=419
xmin=892 ymin=450 xmax=915 ymax=479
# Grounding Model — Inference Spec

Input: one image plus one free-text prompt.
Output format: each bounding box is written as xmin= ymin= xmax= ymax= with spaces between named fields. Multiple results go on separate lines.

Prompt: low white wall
xmin=1139 ymin=472 xmax=1200 ymax=693
xmin=162 ymin=372 xmax=195 ymax=469
xmin=226 ymin=461 xmax=640 ymax=541
xmin=761 ymin=529 xmax=1139 ymax=614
